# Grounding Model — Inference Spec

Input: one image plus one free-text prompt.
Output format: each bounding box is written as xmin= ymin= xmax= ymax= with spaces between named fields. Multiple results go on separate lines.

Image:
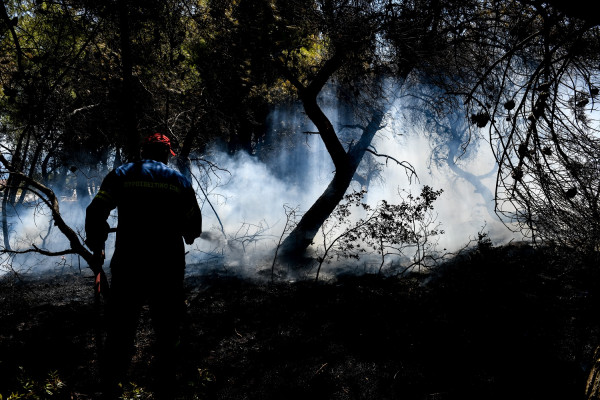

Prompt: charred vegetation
xmin=1 ymin=243 xmax=599 ymax=399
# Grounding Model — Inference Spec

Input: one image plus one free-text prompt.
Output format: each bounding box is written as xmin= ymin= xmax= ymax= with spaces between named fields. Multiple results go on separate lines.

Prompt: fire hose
xmin=90 ymin=247 xmax=110 ymax=300
xmin=88 ymin=227 xmax=117 ymax=300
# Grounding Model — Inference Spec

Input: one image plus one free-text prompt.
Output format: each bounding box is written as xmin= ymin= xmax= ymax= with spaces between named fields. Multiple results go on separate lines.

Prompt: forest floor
xmin=1 ymin=242 xmax=600 ymax=400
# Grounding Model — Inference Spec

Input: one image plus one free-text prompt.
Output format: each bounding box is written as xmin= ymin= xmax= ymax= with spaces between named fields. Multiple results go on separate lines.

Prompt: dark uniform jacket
xmin=85 ymin=159 xmax=202 ymax=272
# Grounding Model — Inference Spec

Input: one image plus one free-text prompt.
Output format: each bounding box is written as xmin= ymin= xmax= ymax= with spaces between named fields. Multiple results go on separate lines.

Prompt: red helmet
xmin=143 ymin=133 xmax=176 ymax=156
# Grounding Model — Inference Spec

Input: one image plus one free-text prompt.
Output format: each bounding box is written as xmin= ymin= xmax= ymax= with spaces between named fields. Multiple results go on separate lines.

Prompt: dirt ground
xmin=1 ymin=243 xmax=600 ymax=399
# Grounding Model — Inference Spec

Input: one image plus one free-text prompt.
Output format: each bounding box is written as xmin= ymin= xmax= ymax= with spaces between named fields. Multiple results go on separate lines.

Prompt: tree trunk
xmin=1 ymin=127 xmax=29 ymax=250
xmin=2 ymin=188 xmax=12 ymax=250
xmin=279 ymin=108 xmax=385 ymax=260
xmin=174 ymin=123 xmax=197 ymax=181
xmin=274 ymin=53 xmax=392 ymax=261
xmin=117 ymin=0 xmax=139 ymax=161
xmin=75 ymin=166 xmax=91 ymax=204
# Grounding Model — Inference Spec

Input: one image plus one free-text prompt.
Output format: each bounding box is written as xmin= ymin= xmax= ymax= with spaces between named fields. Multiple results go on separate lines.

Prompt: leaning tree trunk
xmin=279 ymin=106 xmax=385 ymax=260
xmin=274 ymin=52 xmax=397 ymax=261
xmin=174 ymin=122 xmax=198 ymax=181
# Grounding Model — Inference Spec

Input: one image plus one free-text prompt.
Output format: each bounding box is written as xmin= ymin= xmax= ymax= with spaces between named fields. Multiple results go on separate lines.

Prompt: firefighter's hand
xmin=89 ymin=249 xmax=105 ymax=274
xmin=94 ymin=248 xmax=105 ymax=260
xmin=184 ymin=232 xmax=201 ymax=245
xmin=184 ymin=235 xmax=195 ymax=245
xmin=85 ymin=221 xmax=110 ymax=249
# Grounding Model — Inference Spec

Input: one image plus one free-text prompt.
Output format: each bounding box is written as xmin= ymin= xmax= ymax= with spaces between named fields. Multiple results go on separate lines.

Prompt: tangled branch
xmin=0 ymin=153 xmax=95 ymax=268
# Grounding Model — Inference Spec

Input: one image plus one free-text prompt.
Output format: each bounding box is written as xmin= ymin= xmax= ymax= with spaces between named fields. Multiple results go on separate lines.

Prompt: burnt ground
xmin=1 ymin=243 xmax=600 ymax=399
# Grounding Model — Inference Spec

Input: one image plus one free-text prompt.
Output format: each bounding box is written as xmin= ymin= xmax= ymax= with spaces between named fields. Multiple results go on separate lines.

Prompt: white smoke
xmin=1 ymin=89 xmax=521 ymax=277
xmin=184 ymin=96 xmax=521 ymax=277
xmin=185 ymin=133 xmax=334 ymax=276
xmin=365 ymin=131 xmax=518 ymax=252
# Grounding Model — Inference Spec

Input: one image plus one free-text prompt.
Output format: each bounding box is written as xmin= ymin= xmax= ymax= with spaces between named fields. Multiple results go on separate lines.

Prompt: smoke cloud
xmin=1 ymin=92 xmax=521 ymax=277
xmin=187 ymin=96 xmax=521 ymax=277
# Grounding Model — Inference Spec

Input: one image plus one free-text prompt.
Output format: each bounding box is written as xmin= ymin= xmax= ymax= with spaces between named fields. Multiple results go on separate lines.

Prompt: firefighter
xmin=85 ymin=133 xmax=202 ymax=397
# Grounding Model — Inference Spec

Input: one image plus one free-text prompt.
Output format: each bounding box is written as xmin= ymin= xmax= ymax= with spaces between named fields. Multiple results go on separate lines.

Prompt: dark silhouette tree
xmin=443 ymin=1 xmax=600 ymax=253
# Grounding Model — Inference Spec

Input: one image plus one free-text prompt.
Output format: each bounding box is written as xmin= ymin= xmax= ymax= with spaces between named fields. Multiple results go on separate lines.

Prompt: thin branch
xmin=2 ymin=245 xmax=77 ymax=257
xmin=365 ymin=148 xmax=419 ymax=183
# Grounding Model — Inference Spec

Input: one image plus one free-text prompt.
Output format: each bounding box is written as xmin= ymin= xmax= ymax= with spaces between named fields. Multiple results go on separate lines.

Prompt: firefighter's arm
xmin=85 ymin=171 xmax=118 ymax=253
xmin=85 ymin=201 xmax=111 ymax=253
xmin=182 ymin=186 xmax=202 ymax=245
xmin=85 ymin=199 xmax=110 ymax=278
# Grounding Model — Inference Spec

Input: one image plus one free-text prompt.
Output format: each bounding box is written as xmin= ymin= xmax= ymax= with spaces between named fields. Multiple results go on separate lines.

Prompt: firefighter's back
xmin=111 ymin=159 xmax=192 ymax=268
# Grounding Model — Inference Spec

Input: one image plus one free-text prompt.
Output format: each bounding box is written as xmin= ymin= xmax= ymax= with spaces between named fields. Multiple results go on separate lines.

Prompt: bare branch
xmin=2 ymin=245 xmax=77 ymax=257
xmin=0 ymin=154 xmax=94 ymax=267
xmin=365 ymin=148 xmax=419 ymax=183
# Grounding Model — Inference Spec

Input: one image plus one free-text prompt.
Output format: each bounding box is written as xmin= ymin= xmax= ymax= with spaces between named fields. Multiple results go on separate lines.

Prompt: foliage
xmin=316 ymin=186 xmax=444 ymax=279
xmin=118 ymin=382 xmax=152 ymax=400
xmin=449 ymin=2 xmax=600 ymax=253
xmin=475 ymin=230 xmax=493 ymax=253
xmin=0 ymin=368 xmax=66 ymax=400
xmin=185 ymin=0 xmax=321 ymax=153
